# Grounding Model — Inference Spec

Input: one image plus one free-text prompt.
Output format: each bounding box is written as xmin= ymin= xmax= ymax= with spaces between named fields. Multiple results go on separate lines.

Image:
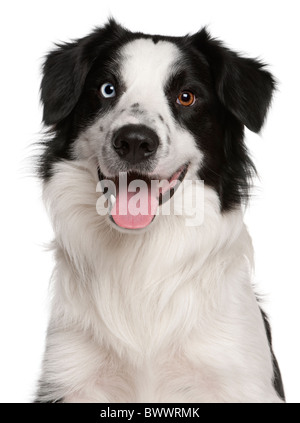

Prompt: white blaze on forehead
xmin=120 ymin=38 xmax=180 ymax=98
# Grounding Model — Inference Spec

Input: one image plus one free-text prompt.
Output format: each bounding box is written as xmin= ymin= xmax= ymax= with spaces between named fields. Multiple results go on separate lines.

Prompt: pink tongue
xmin=111 ymin=186 xmax=159 ymax=229
xmin=110 ymin=168 xmax=183 ymax=230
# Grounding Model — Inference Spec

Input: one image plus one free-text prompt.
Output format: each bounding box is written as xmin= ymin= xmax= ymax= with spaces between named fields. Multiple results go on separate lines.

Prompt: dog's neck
xmin=44 ymin=160 xmax=252 ymax=273
xmin=44 ymin=160 xmax=254 ymax=359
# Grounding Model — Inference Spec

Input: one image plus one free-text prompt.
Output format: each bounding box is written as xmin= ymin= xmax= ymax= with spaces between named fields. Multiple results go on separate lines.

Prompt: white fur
xmin=37 ymin=159 xmax=282 ymax=402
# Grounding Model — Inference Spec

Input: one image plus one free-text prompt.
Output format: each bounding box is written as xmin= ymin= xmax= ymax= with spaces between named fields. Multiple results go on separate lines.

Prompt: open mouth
xmin=98 ymin=164 xmax=189 ymax=230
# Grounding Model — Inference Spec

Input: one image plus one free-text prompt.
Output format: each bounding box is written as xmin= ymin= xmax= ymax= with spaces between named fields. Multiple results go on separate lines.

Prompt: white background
xmin=0 ymin=0 xmax=299 ymax=403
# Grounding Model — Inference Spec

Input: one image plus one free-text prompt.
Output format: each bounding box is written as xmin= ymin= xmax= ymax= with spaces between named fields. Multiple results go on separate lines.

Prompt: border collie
xmin=35 ymin=19 xmax=285 ymax=403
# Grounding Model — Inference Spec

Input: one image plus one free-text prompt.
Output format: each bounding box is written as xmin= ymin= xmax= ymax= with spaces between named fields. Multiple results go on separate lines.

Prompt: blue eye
xmin=100 ymin=82 xmax=116 ymax=98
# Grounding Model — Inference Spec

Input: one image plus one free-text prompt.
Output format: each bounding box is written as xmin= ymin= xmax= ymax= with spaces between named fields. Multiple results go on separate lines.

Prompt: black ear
xmin=191 ymin=29 xmax=275 ymax=132
xmin=41 ymin=19 xmax=126 ymax=126
xmin=41 ymin=41 xmax=88 ymax=125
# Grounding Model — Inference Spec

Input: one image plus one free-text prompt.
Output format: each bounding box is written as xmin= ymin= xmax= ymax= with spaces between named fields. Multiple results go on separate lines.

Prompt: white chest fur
xmin=38 ymin=161 xmax=282 ymax=403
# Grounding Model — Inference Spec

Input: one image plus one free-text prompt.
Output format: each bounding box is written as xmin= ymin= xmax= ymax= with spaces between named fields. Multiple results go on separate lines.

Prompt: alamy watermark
xmin=96 ymin=172 xmax=205 ymax=227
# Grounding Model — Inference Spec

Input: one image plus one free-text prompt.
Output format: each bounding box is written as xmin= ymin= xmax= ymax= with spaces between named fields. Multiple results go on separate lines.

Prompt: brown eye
xmin=176 ymin=91 xmax=196 ymax=107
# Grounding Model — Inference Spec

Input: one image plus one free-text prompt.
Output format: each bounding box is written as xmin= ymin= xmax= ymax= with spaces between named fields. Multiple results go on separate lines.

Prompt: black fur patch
xmin=260 ymin=308 xmax=285 ymax=401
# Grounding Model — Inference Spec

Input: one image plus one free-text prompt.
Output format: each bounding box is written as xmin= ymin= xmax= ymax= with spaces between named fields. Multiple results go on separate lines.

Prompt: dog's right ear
xmin=41 ymin=19 xmax=126 ymax=126
xmin=41 ymin=40 xmax=89 ymax=126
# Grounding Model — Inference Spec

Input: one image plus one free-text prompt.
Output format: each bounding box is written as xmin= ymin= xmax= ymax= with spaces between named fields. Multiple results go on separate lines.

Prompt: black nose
xmin=112 ymin=124 xmax=159 ymax=164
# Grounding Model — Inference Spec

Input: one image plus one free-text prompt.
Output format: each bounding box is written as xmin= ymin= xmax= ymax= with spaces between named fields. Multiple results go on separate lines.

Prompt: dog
xmin=35 ymin=19 xmax=285 ymax=403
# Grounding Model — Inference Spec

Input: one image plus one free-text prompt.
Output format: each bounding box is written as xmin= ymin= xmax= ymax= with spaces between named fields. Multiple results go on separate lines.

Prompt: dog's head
xmin=40 ymin=19 xmax=274 ymax=232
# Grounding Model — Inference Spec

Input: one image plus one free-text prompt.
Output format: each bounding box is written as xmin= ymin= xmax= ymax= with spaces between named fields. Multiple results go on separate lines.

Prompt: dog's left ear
xmin=191 ymin=29 xmax=275 ymax=132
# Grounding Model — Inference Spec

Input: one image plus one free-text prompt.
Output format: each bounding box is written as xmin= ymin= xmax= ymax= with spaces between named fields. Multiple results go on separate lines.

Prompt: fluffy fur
xmin=35 ymin=20 xmax=284 ymax=402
